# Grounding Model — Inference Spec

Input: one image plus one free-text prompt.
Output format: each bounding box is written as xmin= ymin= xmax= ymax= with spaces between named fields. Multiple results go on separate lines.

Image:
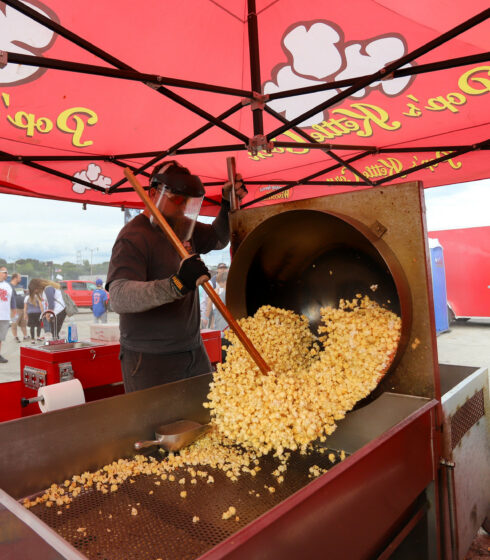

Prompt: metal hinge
xmin=59 ymin=362 xmax=75 ymax=382
xmin=242 ymin=92 xmax=269 ymax=110
xmin=370 ymin=220 xmax=388 ymax=239
xmin=248 ymin=134 xmax=273 ymax=156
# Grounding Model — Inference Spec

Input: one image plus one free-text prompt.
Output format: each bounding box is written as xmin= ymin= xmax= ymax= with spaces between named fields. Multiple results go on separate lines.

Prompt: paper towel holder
xmin=20 ymin=379 xmax=85 ymax=411
xmin=20 ymin=395 xmax=44 ymax=408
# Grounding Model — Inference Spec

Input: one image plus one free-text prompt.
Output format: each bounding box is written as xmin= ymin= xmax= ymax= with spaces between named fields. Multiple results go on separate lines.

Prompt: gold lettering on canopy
xmin=57 ymin=107 xmax=98 ymax=147
xmin=1 ymin=92 xmax=98 ymax=148
xmin=458 ymin=66 xmax=490 ymax=96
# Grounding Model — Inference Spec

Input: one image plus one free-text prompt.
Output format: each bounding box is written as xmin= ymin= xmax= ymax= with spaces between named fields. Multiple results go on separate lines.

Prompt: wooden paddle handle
xmin=124 ymin=168 xmax=270 ymax=375
xmin=226 ymin=156 xmax=239 ymax=211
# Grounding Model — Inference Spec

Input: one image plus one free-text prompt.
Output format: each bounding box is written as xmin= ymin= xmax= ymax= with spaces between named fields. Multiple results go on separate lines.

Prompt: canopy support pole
xmin=374 ymin=139 xmax=490 ymax=186
xmin=264 ymin=105 xmax=375 ymax=186
xmin=107 ymin=102 xmax=245 ymax=192
xmin=241 ymin=152 xmax=370 ymax=208
xmin=2 ymin=51 xmax=252 ymax=98
xmin=267 ymin=52 xmax=490 ymax=101
xmin=247 ymin=0 xmax=264 ymax=137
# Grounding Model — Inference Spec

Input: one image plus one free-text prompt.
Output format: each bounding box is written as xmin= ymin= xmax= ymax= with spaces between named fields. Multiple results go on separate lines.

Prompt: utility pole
xmin=85 ymin=247 xmax=99 ymax=276
xmin=8 ymin=257 xmax=17 ymax=274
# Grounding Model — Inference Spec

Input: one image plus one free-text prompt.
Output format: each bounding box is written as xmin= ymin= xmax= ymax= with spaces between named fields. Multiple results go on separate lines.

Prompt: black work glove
xmin=222 ymin=174 xmax=248 ymax=203
xmin=171 ymin=254 xmax=210 ymax=295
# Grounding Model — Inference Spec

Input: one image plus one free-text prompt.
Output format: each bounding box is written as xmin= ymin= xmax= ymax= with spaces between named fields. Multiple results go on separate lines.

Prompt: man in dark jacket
xmin=9 ymin=273 xmax=28 ymax=342
xmin=106 ymin=161 xmax=245 ymax=392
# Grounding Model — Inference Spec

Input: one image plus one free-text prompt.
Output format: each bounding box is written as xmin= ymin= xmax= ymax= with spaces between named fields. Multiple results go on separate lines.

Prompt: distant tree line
xmin=0 ymin=258 xmax=109 ymax=281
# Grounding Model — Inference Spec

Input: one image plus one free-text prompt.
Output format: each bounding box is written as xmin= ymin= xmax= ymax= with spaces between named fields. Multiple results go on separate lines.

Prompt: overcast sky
xmin=0 ymin=196 xmax=230 ymax=267
xmin=0 ymin=179 xmax=488 ymax=266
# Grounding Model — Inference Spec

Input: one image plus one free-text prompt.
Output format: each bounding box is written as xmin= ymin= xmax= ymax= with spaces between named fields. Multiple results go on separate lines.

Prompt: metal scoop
xmin=134 ymin=420 xmax=211 ymax=452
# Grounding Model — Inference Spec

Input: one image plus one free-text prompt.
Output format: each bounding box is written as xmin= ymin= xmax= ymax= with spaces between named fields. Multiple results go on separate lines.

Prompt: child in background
xmin=92 ymin=279 xmax=109 ymax=323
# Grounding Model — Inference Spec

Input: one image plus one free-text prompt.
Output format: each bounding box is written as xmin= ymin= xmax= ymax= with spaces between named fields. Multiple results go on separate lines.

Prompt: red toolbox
xmin=20 ymin=341 xmax=123 ymax=417
xmin=14 ymin=330 xmax=222 ymax=420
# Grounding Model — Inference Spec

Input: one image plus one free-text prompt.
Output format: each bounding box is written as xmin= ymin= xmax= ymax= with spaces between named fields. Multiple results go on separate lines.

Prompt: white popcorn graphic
xmin=264 ymin=65 xmax=338 ymax=127
xmin=0 ymin=0 xmax=58 ymax=86
xmin=72 ymin=164 xmax=112 ymax=194
xmin=336 ymin=37 xmax=412 ymax=97
xmin=284 ymin=22 xmax=342 ymax=80
xmin=264 ymin=21 xmax=413 ymax=128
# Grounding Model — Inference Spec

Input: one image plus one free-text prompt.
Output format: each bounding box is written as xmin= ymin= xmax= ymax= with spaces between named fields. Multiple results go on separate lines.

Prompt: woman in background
xmin=24 ymin=284 xmax=43 ymax=341
xmin=29 ymin=278 xmax=66 ymax=338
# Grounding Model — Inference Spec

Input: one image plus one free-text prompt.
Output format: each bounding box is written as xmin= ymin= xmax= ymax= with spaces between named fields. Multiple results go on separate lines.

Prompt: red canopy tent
xmin=0 ymin=0 xmax=488 ymax=215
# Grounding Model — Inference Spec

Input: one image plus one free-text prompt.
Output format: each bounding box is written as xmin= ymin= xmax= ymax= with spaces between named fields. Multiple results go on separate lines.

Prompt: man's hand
xmin=222 ymin=173 xmax=248 ymax=203
xmin=171 ymin=254 xmax=210 ymax=295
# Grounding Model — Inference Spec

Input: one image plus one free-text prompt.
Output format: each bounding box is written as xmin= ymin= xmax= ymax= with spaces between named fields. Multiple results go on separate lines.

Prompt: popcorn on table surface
xmin=221 ymin=506 xmax=236 ymax=520
xmin=23 ymin=297 xmax=400 ymax=514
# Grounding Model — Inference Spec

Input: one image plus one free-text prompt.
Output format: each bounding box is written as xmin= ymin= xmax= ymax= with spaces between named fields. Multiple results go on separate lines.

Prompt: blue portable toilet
xmin=428 ymin=238 xmax=450 ymax=334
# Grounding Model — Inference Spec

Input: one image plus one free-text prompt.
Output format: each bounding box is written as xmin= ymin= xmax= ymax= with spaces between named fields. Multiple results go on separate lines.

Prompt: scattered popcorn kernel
xmin=221 ymin=506 xmax=237 ymax=520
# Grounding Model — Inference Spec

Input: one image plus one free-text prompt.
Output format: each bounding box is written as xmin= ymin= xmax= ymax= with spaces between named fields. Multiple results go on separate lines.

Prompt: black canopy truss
xmin=1 ymin=0 xmax=489 ymax=209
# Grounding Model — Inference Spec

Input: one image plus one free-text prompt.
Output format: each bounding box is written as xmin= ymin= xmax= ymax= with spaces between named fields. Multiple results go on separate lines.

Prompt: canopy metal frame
xmin=1 ymin=0 xmax=489 ymax=208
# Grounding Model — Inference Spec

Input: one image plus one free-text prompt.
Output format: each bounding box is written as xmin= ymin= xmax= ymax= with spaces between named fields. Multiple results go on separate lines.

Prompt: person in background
xmin=9 ymin=273 xmax=29 ymax=342
xmin=29 ymin=278 xmax=66 ymax=338
xmin=199 ymin=284 xmax=209 ymax=329
xmin=206 ymin=264 xmax=228 ymax=330
xmin=92 ymin=278 xmax=109 ymax=323
xmin=24 ymin=284 xmax=43 ymax=341
xmin=106 ymin=160 xmax=246 ymax=392
xmin=204 ymin=262 xmax=229 ymax=328
xmin=205 ymin=265 xmax=231 ymax=361
xmin=0 ymin=266 xmax=14 ymax=363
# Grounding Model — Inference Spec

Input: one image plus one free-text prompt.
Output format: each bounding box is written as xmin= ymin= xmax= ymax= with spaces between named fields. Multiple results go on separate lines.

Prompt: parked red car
xmin=59 ymin=280 xmax=98 ymax=308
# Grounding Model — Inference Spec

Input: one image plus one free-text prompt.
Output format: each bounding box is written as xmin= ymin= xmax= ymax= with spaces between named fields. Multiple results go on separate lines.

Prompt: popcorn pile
xmin=205 ymin=296 xmax=401 ymax=457
xmin=24 ymin=296 xmax=401 ymax=521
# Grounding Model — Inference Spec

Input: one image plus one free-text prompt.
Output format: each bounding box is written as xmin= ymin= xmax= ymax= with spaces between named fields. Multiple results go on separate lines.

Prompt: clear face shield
xmin=151 ymin=186 xmax=204 ymax=241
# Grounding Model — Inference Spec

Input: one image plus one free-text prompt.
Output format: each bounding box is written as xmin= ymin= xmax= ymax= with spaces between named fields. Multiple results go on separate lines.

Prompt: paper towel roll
xmin=38 ymin=379 xmax=86 ymax=413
